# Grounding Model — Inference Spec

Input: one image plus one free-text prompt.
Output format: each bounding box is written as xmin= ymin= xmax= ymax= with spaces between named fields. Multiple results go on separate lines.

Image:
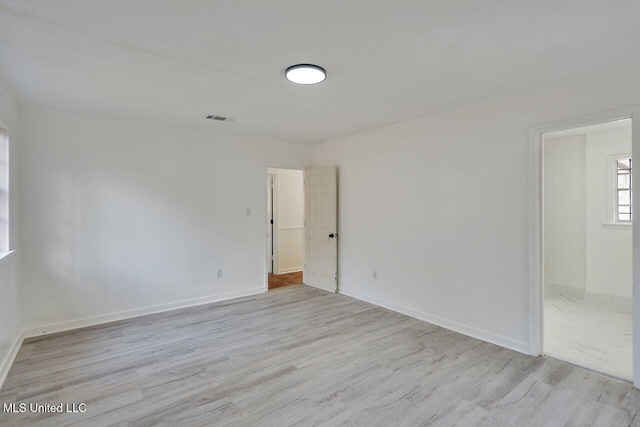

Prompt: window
xmin=0 ymin=126 xmax=7 ymax=252
xmin=616 ymin=156 xmax=632 ymax=223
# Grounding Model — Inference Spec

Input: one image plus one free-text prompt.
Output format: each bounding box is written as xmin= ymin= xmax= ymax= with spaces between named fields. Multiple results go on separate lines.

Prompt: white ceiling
xmin=1 ymin=1 xmax=639 ymax=145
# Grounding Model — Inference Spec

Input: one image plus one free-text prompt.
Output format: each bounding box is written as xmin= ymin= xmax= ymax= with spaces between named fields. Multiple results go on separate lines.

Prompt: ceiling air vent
xmin=204 ymin=115 xmax=235 ymax=122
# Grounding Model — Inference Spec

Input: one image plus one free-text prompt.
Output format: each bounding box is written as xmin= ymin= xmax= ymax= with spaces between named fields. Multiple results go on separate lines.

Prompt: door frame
xmin=263 ymin=162 xmax=306 ymax=293
xmin=267 ymin=173 xmax=275 ymax=275
xmin=528 ymin=105 xmax=640 ymax=387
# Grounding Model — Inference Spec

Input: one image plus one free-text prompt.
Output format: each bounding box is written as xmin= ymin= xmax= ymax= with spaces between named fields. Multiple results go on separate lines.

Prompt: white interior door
xmin=304 ymin=166 xmax=338 ymax=292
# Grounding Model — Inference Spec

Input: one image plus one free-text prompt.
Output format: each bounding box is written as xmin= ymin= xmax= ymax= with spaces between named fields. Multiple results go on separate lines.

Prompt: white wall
xmin=544 ymin=135 xmax=586 ymax=296
xmin=0 ymin=78 xmax=21 ymax=382
xmin=311 ymin=63 xmax=640 ymax=352
xmin=8 ymin=59 xmax=640 ymax=363
xmin=268 ymin=168 xmax=304 ymax=274
xmin=586 ymin=127 xmax=632 ymax=300
xmin=19 ymin=109 xmax=309 ymax=333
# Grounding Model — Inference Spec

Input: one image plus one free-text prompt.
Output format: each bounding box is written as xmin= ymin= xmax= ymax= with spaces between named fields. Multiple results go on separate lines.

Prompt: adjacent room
xmin=1 ymin=1 xmax=640 ymax=425
xmin=543 ymin=119 xmax=633 ymax=380
xmin=267 ymin=168 xmax=305 ymax=290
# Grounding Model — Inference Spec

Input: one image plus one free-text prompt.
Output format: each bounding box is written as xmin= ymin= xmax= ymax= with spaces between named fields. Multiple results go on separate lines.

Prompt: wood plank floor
xmin=1 ymin=285 xmax=638 ymax=426
xmin=268 ymin=272 xmax=303 ymax=290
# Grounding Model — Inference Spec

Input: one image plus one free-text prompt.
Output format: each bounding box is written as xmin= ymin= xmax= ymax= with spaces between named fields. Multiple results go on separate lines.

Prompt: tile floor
xmin=544 ymin=291 xmax=633 ymax=380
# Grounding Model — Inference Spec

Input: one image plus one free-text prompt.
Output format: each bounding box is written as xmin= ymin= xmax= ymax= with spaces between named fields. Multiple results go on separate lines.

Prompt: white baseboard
xmin=22 ymin=287 xmax=265 ymax=339
xmin=584 ymin=292 xmax=632 ymax=311
xmin=545 ymin=283 xmax=585 ymax=299
xmin=276 ymin=267 xmax=303 ymax=274
xmin=339 ymin=287 xmax=529 ymax=354
xmin=0 ymin=333 xmax=23 ymax=390
xmin=545 ymin=283 xmax=633 ymax=311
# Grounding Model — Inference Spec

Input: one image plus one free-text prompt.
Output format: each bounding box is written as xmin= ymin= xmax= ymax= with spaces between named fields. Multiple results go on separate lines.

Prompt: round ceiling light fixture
xmin=285 ymin=64 xmax=326 ymax=85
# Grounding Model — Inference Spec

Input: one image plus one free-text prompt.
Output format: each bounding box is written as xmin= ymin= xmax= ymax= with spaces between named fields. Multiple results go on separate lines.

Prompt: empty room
xmin=1 ymin=1 xmax=640 ymax=426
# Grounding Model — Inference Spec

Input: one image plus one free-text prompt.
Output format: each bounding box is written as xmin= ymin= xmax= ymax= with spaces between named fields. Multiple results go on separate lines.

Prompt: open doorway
xmin=266 ymin=168 xmax=305 ymax=290
xmin=543 ymin=118 xmax=632 ymax=380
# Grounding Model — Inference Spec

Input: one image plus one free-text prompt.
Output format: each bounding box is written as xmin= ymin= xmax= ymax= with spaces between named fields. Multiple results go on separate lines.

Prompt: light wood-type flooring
xmin=1 ymin=285 xmax=639 ymax=426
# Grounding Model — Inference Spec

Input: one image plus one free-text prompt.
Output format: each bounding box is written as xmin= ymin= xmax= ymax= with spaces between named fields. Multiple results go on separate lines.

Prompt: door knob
xmin=329 ymin=233 xmax=338 ymax=238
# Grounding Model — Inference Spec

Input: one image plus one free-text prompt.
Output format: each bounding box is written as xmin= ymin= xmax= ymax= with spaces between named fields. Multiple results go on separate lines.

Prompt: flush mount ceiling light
xmin=285 ymin=64 xmax=326 ymax=85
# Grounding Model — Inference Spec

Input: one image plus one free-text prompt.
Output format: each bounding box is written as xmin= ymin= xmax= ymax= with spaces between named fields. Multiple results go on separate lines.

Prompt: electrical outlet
xmin=217 ymin=269 xmax=223 ymax=278
xmin=373 ymin=270 xmax=377 ymax=279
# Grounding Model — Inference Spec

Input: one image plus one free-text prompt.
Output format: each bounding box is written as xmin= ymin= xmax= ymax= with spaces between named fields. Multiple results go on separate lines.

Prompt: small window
xmin=0 ymin=126 xmax=7 ymax=251
xmin=616 ymin=157 xmax=632 ymax=223
xmin=0 ymin=127 xmax=7 ymax=254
